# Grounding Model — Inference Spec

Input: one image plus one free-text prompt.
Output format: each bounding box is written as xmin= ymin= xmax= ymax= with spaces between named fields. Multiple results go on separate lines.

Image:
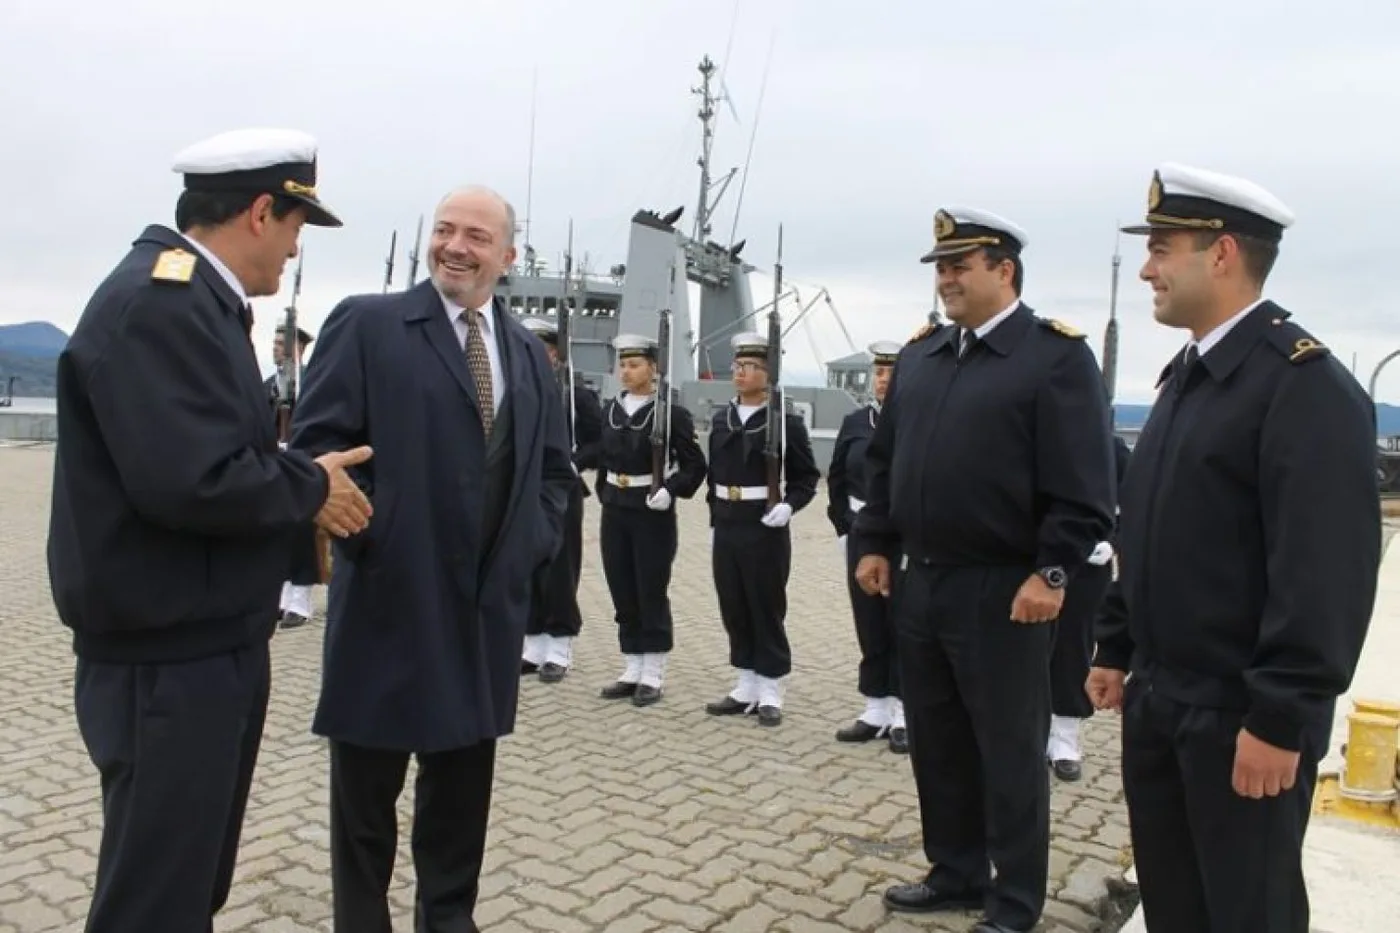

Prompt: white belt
xmin=848 ymin=496 xmax=866 ymax=513
xmin=717 ymin=484 xmax=768 ymax=502
xmin=605 ymin=471 xmax=653 ymax=489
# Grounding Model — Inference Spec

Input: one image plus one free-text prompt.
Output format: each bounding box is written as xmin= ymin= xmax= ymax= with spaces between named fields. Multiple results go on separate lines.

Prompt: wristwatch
xmin=1037 ymin=566 xmax=1068 ymax=589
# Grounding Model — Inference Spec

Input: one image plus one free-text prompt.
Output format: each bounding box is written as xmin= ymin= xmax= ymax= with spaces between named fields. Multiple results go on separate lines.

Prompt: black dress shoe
xmin=631 ymin=684 xmax=662 ymax=706
xmin=888 ymin=727 xmax=909 ymax=754
xmin=1051 ymin=758 xmax=1082 ymax=781
xmin=882 ymin=880 xmax=985 ymax=913
xmin=705 ymin=696 xmax=753 ymax=716
xmin=836 ymin=720 xmax=882 ymax=743
xmin=599 ymin=681 xmax=638 ymax=700
xmin=538 ymin=662 xmax=567 ymax=684
xmin=520 ymin=660 xmax=540 ymax=675
xmin=756 ymin=705 xmax=782 ymax=727
xmin=279 ymin=611 xmax=308 ymax=630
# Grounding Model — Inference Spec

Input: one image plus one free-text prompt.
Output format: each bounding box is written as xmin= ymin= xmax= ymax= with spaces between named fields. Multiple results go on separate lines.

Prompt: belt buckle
xmin=617 ymin=474 xmax=630 ymax=489
xmin=727 ymin=485 xmax=742 ymax=501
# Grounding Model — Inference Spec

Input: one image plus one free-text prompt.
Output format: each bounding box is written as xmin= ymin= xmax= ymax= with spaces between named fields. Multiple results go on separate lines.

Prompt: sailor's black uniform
xmin=828 ymin=401 xmax=905 ymax=747
xmin=525 ymin=382 xmax=602 ymax=647
xmin=594 ymin=389 xmax=706 ymax=700
xmin=705 ymin=397 xmax=820 ymax=718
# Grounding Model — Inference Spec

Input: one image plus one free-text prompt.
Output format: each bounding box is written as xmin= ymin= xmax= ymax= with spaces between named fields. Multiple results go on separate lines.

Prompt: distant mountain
xmin=0 ymin=322 xmax=68 ymax=398
xmin=0 ymin=321 xmax=69 ymax=358
xmin=1115 ymin=402 xmax=1400 ymax=436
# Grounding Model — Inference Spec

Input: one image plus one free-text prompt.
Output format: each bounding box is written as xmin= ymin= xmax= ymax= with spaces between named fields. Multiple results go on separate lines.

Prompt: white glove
xmin=1088 ymin=541 xmax=1114 ymax=566
xmin=277 ymin=441 xmax=288 ymax=452
xmin=760 ymin=502 xmax=793 ymax=528
xmin=645 ymin=487 xmax=672 ymax=511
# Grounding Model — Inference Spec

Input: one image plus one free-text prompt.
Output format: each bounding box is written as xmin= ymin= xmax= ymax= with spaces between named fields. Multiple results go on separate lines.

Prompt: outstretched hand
xmin=313 ymin=446 xmax=374 ymax=538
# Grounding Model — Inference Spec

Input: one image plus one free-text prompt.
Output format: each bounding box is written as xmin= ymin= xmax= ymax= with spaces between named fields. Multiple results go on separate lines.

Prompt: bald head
xmin=435 ymin=186 xmax=517 ymax=248
xmin=428 ymin=185 xmax=519 ymax=309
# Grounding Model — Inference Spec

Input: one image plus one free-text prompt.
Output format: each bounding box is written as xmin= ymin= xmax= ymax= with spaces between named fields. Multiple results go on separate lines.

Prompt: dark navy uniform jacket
xmin=855 ymin=304 xmax=1116 ymax=574
xmin=706 ymin=402 xmax=820 ymax=525
xmin=290 ymin=282 xmax=575 ymax=753
xmin=595 ymin=392 xmax=707 ymax=510
xmin=1095 ymin=303 xmax=1380 ymax=752
xmin=47 ymin=225 xmax=328 ymax=664
xmin=827 ymin=404 xmax=878 ymax=538
xmin=564 ymin=382 xmax=603 ymax=497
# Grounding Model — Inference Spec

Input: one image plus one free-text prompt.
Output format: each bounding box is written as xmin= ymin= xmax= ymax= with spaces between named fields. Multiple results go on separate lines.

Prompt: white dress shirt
xmin=440 ymin=292 xmax=505 ymax=415
xmin=1189 ymin=298 xmax=1266 ymax=360
xmin=181 ymin=234 xmax=248 ymax=307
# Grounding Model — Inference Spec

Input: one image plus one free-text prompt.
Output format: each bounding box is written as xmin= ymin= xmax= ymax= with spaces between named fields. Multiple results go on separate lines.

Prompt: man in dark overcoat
xmin=289 ymin=184 xmax=576 ymax=933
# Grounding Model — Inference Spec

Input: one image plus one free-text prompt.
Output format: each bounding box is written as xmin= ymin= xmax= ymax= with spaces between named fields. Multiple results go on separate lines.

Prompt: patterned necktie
xmin=461 ymin=309 xmax=495 ymax=437
xmin=958 ymin=327 xmax=975 ymax=358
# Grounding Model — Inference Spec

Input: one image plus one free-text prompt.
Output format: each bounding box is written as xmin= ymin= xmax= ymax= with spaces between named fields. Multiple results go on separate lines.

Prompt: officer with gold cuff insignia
xmin=1089 ymin=163 xmax=1381 ymax=933
xmin=854 ymin=206 xmax=1116 ymax=933
xmin=47 ymin=127 xmax=371 ymax=932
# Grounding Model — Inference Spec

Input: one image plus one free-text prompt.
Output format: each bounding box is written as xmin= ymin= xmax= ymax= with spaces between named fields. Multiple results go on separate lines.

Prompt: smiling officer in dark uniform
xmin=1087 ymin=163 xmax=1381 ymax=933
xmin=854 ymin=207 xmax=1116 ymax=933
xmin=47 ymin=127 xmax=372 ymax=933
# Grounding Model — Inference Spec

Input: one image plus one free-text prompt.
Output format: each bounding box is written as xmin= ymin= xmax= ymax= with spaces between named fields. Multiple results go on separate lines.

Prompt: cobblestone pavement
xmin=0 ymin=444 xmax=1133 ymax=932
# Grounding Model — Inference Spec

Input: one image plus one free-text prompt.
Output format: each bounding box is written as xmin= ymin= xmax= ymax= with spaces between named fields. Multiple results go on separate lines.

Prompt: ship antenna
xmin=727 ymin=30 xmax=776 ymax=250
xmin=523 ymin=66 xmax=538 ymax=263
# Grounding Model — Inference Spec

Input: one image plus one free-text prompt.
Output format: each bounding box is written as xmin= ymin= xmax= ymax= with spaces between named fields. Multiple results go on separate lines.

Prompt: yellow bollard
xmin=1353 ymin=698 xmax=1400 ymax=724
xmin=1341 ymin=712 xmax=1399 ymax=798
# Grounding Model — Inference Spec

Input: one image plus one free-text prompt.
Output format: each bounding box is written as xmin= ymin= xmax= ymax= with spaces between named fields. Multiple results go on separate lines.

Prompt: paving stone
xmin=0 ymin=445 xmax=1145 ymax=930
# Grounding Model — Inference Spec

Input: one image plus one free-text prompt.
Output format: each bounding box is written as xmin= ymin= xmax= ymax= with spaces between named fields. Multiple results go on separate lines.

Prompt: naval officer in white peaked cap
xmin=1089 ymin=162 xmax=1380 ymax=933
xmin=854 ymin=203 xmax=1116 ymax=932
xmin=47 ymin=127 xmax=370 ymax=933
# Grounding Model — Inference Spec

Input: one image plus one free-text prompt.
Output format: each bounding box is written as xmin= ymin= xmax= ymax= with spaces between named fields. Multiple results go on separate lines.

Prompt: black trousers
xmin=1122 ymin=679 xmax=1323 ymax=932
xmin=845 ymin=535 xmax=901 ymax=699
xmin=287 ymin=522 xmax=322 ymax=587
xmin=897 ymin=563 xmax=1052 ymax=932
xmin=1049 ymin=562 xmax=1112 ymax=719
xmin=712 ymin=522 xmax=793 ymax=678
xmin=599 ymin=504 xmax=678 ymax=654
xmin=74 ymin=638 xmax=271 ymax=933
xmin=329 ymin=739 xmax=497 ymax=933
xmin=526 ymin=483 xmax=583 ymax=638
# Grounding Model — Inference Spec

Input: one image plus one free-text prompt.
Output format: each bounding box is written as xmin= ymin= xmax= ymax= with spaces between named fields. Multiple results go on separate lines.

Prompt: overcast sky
xmin=3 ymin=0 xmax=1398 ymax=403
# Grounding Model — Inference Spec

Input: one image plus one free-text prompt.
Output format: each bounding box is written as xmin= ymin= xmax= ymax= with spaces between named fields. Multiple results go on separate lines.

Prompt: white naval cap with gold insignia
xmin=920 ymin=207 xmax=1029 ymax=263
xmin=868 ymin=340 xmax=902 ymax=366
xmin=171 ymin=127 xmax=342 ymax=228
xmin=611 ymin=333 xmax=658 ymax=360
xmin=1121 ymin=162 xmax=1294 ymax=243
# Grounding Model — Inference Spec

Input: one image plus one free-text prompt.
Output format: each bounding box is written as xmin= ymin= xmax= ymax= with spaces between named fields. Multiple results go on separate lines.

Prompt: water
xmin=2 ymin=397 xmax=55 ymax=414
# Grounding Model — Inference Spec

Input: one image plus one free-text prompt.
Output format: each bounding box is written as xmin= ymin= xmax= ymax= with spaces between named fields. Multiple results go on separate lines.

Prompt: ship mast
xmin=1102 ymin=231 xmax=1122 ymax=405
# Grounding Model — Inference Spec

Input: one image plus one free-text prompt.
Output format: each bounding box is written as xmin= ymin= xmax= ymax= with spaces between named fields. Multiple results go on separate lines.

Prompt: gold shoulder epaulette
xmin=151 ymin=248 xmax=196 ymax=284
xmin=1039 ymin=317 xmax=1084 ymax=339
xmin=1265 ymin=317 xmax=1330 ymax=364
xmin=906 ymin=322 xmax=940 ymax=345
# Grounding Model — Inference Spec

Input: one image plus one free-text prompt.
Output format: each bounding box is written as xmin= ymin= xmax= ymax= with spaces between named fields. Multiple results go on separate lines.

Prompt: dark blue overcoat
xmin=290 ymin=281 xmax=574 ymax=752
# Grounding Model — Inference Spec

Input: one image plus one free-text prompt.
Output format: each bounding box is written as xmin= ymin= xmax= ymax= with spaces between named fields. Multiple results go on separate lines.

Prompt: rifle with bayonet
xmin=382 ymin=230 xmax=397 ymax=293
xmin=559 ymin=221 xmax=577 ymax=453
xmin=765 ymin=226 xmax=785 ymax=509
xmin=407 ymin=215 xmax=424 ymax=287
xmin=652 ymin=298 xmax=673 ymax=492
xmin=275 ymin=252 xmax=304 ymax=443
